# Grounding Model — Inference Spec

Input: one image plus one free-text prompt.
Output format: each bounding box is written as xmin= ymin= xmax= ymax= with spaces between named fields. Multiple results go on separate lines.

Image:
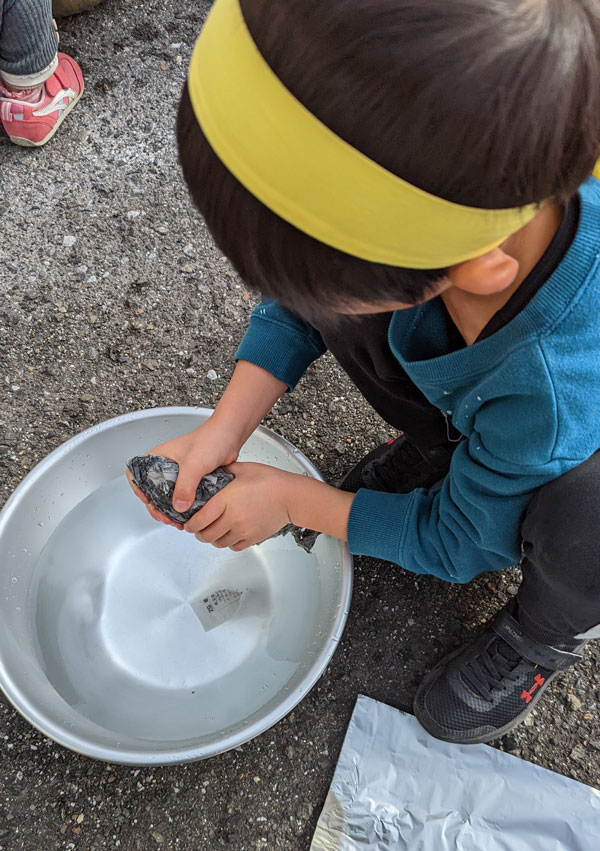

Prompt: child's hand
xmin=183 ymin=462 xmax=296 ymax=550
xmin=126 ymin=418 xmax=241 ymax=529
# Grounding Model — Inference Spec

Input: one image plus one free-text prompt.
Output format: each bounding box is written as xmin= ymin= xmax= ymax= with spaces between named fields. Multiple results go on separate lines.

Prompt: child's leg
xmin=319 ymin=312 xmax=451 ymax=449
xmin=412 ymin=456 xmax=600 ymax=744
xmin=0 ymin=0 xmax=58 ymax=88
xmin=318 ymin=312 xmax=460 ymax=492
xmin=517 ymin=449 xmax=600 ymax=645
xmin=0 ymin=0 xmax=83 ymax=147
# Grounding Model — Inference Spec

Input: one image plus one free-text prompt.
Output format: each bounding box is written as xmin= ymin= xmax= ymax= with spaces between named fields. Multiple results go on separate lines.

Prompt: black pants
xmin=319 ymin=313 xmax=600 ymax=645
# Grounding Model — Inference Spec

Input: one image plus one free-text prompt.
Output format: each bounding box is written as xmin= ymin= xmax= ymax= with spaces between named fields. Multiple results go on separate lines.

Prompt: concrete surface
xmin=1 ymin=1 xmax=599 ymax=848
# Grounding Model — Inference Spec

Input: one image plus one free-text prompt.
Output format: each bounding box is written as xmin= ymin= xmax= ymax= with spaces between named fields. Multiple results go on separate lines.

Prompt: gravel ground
xmin=1 ymin=1 xmax=599 ymax=848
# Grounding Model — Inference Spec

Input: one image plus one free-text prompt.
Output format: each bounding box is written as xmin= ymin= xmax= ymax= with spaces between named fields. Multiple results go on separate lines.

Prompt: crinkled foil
xmin=127 ymin=455 xmax=319 ymax=552
xmin=311 ymin=695 xmax=600 ymax=850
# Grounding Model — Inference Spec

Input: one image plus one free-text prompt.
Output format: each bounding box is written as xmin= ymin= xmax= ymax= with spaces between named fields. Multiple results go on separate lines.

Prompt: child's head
xmin=178 ymin=0 xmax=600 ymax=321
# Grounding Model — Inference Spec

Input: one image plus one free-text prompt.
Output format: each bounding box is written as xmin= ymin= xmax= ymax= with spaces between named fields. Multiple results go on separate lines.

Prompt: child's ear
xmin=447 ymin=247 xmax=519 ymax=295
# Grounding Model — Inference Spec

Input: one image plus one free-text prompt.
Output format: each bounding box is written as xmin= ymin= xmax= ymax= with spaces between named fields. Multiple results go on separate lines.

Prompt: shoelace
xmin=461 ymin=638 xmax=522 ymax=701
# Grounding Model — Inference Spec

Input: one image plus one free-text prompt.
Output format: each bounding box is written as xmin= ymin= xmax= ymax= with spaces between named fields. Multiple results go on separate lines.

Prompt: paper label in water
xmin=193 ymin=588 xmax=244 ymax=631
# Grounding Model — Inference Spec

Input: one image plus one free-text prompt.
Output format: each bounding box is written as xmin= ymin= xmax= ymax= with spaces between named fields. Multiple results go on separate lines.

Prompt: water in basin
xmin=30 ymin=475 xmax=321 ymax=742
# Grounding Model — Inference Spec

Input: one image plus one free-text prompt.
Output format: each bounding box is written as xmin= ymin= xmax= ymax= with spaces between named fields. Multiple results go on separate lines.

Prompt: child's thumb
xmin=172 ymin=466 xmax=203 ymax=513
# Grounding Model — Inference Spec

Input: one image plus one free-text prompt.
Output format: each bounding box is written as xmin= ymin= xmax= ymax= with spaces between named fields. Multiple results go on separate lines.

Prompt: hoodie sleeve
xmin=347 ymin=388 xmax=576 ymax=582
xmin=235 ymin=298 xmax=326 ymax=390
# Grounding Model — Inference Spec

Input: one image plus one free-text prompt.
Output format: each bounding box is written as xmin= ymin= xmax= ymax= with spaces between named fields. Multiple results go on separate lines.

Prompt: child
xmin=130 ymin=0 xmax=600 ymax=744
xmin=0 ymin=0 xmax=83 ymax=146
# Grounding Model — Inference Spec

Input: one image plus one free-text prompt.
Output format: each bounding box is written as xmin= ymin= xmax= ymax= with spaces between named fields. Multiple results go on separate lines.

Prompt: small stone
xmin=89 ymin=314 xmax=98 ymax=325
xmin=156 ymin=225 xmax=169 ymax=234
xmin=206 ymin=369 xmax=217 ymax=381
xmin=151 ymin=833 xmax=164 ymax=845
xmin=11 ymin=385 xmax=20 ymax=391
xmin=183 ymin=243 xmax=195 ymax=256
xmin=126 ymin=210 xmax=140 ymax=219
xmin=76 ymin=264 xmax=88 ymax=279
xmin=143 ymin=360 xmax=159 ymax=371
xmin=506 ymin=585 xmax=519 ymax=595
xmin=570 ymin=743 xmax=585 ymax=760
xmin=181 ymin=263 xmax=195 ymax=274
xmin=62 ymin=235 xmax=76 ymax=247
xmin=77 ymin=129 xmax=88 ymax=143
xmin=87 ymin=347 xmax=98 ymax=360
xmin=589 ymin=740 xmax=600 ymax=752
xmin=501 ymin=733 xmax=518 ymax=752
xmin=80 ymin=394 xmax=93 ymax=403
xmin=286 ymin=746 xmax=295 ymax=759
xmin=335 ymin=442 xmax=346 ymax=455
xmin=186 ymin=367 xmax=197 ymax=376
xmin=253 ymin=776 xmax=260 ymax=784
xmin=76 ymin=814 xmax=84 ymax=824
xmin=87 ymin=275 xmax=98 ymax=284
xmin=298 ymin=803 xmax=314 ymax=821
xmin=567 ymin=694 xmax=583 ymax=712
xmin=175 ymin=55 xmax=182 ymax=65
xmin=523 ymin=713 xmax=535 ymax=727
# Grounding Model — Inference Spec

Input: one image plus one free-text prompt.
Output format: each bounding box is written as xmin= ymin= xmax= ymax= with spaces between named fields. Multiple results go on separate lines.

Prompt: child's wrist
xmin=285 ymin=475 xmax=353 ymax=541
xmin=206 ymin=409 xmax=247 ymax=453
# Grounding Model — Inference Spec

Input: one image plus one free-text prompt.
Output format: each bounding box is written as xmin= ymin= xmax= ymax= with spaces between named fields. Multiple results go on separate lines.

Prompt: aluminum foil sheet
xmin=311 ymin=695 xmax=600 ymax=850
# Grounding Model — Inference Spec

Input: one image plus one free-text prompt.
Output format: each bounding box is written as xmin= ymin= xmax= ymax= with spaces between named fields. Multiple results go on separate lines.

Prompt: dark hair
xmin=178 ymin=0 xmax=600 ymax=321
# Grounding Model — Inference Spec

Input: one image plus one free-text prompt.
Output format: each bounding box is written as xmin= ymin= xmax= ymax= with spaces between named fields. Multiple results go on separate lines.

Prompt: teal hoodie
xmin=235 ymin=177 xmax=600 ymax=582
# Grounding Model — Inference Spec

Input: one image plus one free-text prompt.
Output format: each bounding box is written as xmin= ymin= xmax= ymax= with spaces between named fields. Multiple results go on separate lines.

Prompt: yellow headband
xmin=188 ymin=0 xmax=591 ymax=269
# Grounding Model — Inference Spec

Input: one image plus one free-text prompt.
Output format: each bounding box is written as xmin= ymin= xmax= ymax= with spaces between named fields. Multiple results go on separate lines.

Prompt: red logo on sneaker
xmin=520 ymin=673 xmax=546 ymax=704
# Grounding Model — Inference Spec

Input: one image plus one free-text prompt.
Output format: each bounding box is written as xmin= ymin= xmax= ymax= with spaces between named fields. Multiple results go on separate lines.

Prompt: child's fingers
xmin=184 ymin=493 xmax=226 ymax=534
xmin=193 ymin=512 xmax=230 ymax=544
xmin=146 ymin=503 xmax=183 ymax=530
xmin=172 ymin=462 xmax=209 ymax=513
xmin=210 ymin=531 xmax=242 ymax=549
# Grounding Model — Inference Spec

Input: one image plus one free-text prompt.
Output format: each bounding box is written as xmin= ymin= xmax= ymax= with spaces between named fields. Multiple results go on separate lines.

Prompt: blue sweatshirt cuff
xmin=347 ymin=488 xmax=417 ymax=568
xmin=235 ymin=315 xmax=324 ymax=390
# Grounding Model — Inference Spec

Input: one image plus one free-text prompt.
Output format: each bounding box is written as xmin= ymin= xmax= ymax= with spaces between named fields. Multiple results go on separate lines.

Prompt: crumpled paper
xmin=311 ymin=695 xmax=600 ymax=850
xmin=127 ymin=455 xmax=319 ymax=552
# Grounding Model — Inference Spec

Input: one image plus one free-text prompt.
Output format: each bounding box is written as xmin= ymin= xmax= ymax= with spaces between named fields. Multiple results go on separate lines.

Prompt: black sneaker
xmin=339 ymin=433 xmax=457 ymax=493
xmin=413 ymin=608 xmax=585 ymax=744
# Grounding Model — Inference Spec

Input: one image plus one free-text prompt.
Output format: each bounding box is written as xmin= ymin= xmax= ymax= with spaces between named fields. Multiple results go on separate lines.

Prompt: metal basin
xmin=0 ymin=408 xmax=352 ymax=764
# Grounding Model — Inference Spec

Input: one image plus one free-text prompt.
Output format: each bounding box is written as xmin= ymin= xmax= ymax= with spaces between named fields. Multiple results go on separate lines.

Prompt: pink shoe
xmin=0 ymin=52 xmax=84 ymax=147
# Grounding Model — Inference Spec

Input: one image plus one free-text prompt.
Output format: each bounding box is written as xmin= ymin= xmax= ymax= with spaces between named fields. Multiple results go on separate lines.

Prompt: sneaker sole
xmin=413 ymin=646 xmax=562 ymax=745
xmin=9 ymin=83 xmax=84 ymax=148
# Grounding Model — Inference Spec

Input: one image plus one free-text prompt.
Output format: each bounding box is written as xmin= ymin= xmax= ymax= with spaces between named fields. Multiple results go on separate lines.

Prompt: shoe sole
xmin=413 ymin=645 xmax=562 ymax=745
xmin=9 ymin=83 xmax=84 ymax=148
